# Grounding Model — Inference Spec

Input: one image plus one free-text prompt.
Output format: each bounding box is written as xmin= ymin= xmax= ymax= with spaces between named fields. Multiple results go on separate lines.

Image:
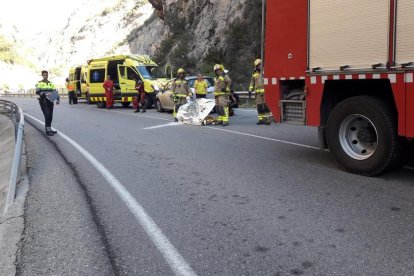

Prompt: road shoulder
xmin=15 ymin=122 xmax=114 ymax=275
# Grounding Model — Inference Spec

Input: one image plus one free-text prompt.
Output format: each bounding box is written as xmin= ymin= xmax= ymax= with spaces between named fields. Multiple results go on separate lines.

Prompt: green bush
xmin=0 ymin=35 xmax=17 ymax=64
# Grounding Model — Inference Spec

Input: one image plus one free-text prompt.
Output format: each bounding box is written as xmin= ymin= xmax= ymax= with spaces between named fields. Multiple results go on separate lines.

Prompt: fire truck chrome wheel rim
xmin=339 ymin=114 xmax=378 ymax=160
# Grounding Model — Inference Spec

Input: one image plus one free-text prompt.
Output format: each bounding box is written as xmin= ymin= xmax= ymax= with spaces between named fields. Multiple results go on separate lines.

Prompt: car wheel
xmin=145 ymin=94 xmax=154 ymax=109
xmin=156 ymin=99 xmax=164 ymax=112
xmin=326 ymin=96 xmax=402 ymax=176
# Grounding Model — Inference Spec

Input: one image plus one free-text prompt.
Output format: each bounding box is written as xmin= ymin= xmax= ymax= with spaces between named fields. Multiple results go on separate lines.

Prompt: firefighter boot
xmin=222 ymin=107 xmax=229 ymax=127
xmin=141 ymin=106 xmax=146 ymax=113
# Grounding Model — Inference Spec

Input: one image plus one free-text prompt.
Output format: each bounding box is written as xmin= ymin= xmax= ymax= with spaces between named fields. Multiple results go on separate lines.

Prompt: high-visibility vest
xmin=194 ymin=79 xmax=207 ymax=95
xmin=66 ymin=82 xmax=75 ymax=91
xmin=35 ymin=80 xmax=56 ymax=95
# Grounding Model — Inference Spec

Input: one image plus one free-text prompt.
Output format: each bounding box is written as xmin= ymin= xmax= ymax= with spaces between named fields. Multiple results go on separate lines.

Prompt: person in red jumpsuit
xmin=134 ymin=78 xmax=146 ymax=113
xmin=103 ymin=75 xmax=114 ymax=109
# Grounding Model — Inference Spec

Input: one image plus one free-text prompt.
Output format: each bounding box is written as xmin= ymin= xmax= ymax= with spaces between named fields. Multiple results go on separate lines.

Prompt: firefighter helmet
xmin=254 ymin=59 xmax=262 ymax=66
xmin=214 ymin=64 xmax=224 ymax=71
xmin=177 ymin=68 xmax=185 ymax=74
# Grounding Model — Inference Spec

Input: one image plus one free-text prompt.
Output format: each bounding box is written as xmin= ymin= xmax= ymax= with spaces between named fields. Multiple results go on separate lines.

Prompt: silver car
xmin=155 ymin=76 xmax=215 ymax=112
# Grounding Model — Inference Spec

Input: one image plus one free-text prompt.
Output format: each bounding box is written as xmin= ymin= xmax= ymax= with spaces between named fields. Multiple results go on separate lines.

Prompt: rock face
xmin=147 ymin=0 xmax=164 ymax=19
xmin=40 ymin=0 xmax=154 ymax=74
xmin=130 ymin=0 xmax=247 ymax=57
xmin=128 ymin=0 xmax=262 ymax=87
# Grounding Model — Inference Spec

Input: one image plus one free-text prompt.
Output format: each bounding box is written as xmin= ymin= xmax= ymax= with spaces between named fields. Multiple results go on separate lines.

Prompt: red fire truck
xmin=263 ymin=0 xmax=414 ymax=176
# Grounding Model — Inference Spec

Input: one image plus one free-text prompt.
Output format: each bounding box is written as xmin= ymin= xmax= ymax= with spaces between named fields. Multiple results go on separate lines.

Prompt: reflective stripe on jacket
xmin=171 ymin=78 xmax=190 ymax=97
xmin=249 ymin=71 xmax=265 ymax=94
xmin=36 ymin=80 xmax=56 ymax=94
xmin=214 ymin=74 xmax=231 ymax=96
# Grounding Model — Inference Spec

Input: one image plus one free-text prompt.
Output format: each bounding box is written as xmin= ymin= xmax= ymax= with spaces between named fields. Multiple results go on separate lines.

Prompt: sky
xmin=0 ymin=0 xmax=84 ymax=34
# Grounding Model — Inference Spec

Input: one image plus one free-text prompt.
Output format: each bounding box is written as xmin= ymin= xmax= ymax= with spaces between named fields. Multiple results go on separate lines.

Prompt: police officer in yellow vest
xmin=249 ymin=59 xmax=271 ymax=125
xmin=171 ymin=68 xmax=192 ymax=121
xmin=36 ymin=70 xmax=60 ymax=136
xmin=214 ymin=64 xmax=231 ymax=126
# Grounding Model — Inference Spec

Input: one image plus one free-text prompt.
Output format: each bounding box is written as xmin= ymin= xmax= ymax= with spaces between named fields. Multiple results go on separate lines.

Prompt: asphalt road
xmin=7 ymin=97 xmax=414 ymax=276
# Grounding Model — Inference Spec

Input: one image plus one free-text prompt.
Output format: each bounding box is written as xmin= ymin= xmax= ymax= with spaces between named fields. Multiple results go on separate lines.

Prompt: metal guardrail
xmin=0 ymin=92 xmax=251 ymax=104
xmin=0 ymin=100 xmax=25 ymax=215
xmin=0 ymin=93 xmax=68 ymax=99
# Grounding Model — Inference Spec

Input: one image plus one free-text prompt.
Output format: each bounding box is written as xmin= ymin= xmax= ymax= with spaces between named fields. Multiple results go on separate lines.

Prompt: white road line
xmin=206 ymin=126 xmax=320 ymax=150
xmin=69 ymin=105 xmax=414 ymax=170
xmin=143 ymin=122 xmax=181 ymax=130
xmin=404 ymin=166 xmax=414 ymax=171
xmin=75 ymin=105 xmax=320 ymax=149
xmin=233 ymin=109 xmax=257 ymax=112
xmin=25 ymin=113 xmax=197 ymax=276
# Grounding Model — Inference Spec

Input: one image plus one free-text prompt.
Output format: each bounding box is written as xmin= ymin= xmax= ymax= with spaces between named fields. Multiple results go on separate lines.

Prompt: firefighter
xmin=171 ymin=68 xmax=191 ymax=121
xmin=134 ymin=78 xmax=146 ymax=113
xmin=103 ymin=75 xmax=114 ymax=109
xmin=65 ymin=78 xmax=75 ymax=104
xmin=249 ymin=59 xmax=271 ymax=125
xmin=36 ymin=70 xmax=60 ymax=136
xmin=193 ymin=74 xmax=208 ymax=99
xmin=213 ymin=64 xmax=231 ymax=126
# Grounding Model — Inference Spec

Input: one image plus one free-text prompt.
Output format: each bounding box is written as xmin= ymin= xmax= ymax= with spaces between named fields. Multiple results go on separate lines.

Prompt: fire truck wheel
xmin=96 ymin=101 xmax=106 ymax=108
xmin=122 ymin=102 xmax=131 ymax=107
xmin=326 ymin=95 xmax=401 ymax=176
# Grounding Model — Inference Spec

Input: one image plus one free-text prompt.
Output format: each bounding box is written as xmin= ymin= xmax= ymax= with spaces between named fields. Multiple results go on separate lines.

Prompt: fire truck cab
xmin=264 ymin=0 xmax=414 ymax=175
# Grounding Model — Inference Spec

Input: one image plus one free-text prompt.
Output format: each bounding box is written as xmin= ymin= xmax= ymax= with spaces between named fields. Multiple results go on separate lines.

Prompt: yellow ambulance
xmin=86 ymin=54 xmax=168 ymax=108
xmin=68 ymin=65 xmax=89 ymax=102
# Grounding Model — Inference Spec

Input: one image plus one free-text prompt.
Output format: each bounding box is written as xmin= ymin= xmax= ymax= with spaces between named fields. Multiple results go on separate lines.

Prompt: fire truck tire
xmin=97 ymin=101 xmax=106 ymax=108
xmin=326 ymin=96 xmax=401 ymax=176
xmin=122 ymin=102 xmax=131 ymax=107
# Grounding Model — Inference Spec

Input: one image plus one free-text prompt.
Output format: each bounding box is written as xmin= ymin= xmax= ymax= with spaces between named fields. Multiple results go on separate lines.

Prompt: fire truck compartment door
xmin=395 ymin=0 xmax=414 ymax=66
xmin=309 ymin=0 xmax=389 ymax=70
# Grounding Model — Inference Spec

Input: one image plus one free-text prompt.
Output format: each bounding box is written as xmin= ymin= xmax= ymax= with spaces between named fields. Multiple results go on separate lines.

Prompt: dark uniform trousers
xmin=39 ymin=98 xmax=54 ymax=128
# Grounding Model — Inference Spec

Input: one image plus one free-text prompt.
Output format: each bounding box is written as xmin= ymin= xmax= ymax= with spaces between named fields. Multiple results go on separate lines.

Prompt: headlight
xmin=152 ymin=85 xmax=160 ymax=92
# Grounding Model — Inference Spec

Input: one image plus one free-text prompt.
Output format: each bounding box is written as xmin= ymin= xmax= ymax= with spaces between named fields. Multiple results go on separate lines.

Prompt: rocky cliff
xmin=129 ymin=0 xmax=262 ymax=88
